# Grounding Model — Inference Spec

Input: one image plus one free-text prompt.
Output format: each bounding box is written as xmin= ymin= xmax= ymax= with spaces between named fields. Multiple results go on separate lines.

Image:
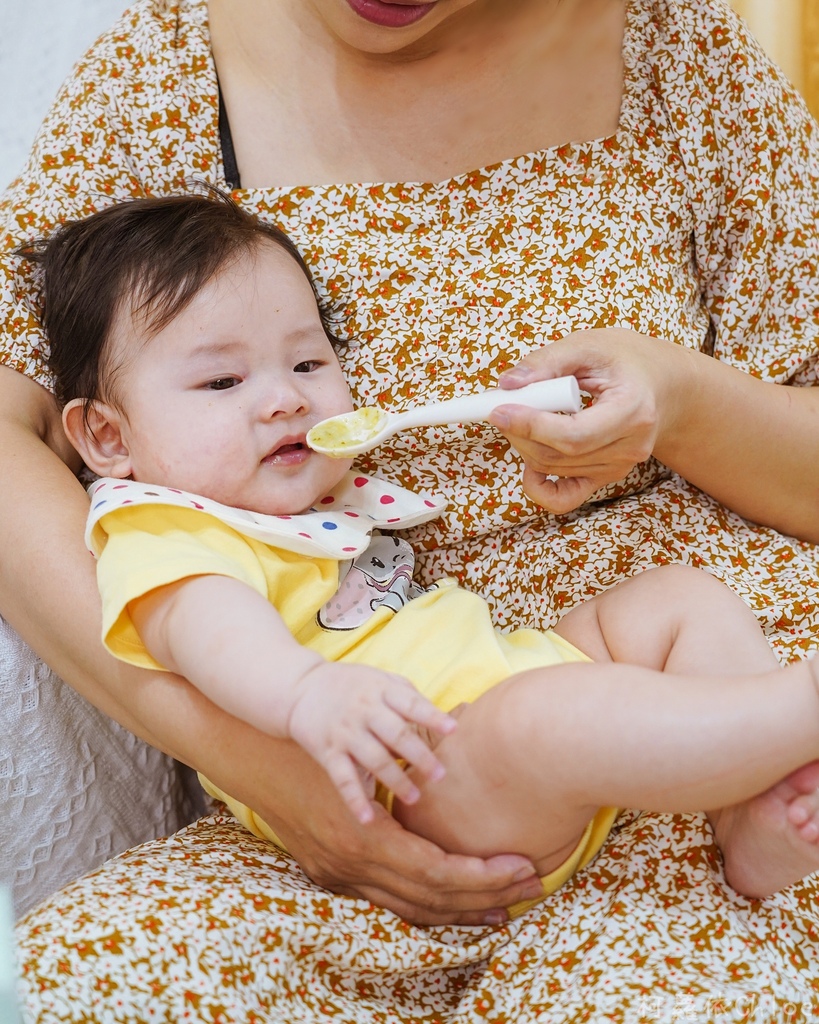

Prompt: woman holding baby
xmin=2 ymin=0 xmax=818 ymax=1018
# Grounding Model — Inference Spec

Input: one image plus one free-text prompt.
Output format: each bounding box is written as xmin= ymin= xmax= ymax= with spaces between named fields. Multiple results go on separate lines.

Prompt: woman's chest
xmin=213 ymin=0 xmax=627 ymax=190
xmin=246 ymin=129 xmax=705 ymax=409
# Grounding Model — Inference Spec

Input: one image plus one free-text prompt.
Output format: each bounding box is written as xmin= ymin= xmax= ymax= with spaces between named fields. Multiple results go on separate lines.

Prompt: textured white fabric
xmin=0 ymin=616 xmax=204 ymax=919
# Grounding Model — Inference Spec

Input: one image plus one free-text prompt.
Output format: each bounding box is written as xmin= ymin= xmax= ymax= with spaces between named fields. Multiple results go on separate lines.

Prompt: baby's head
xmin=24 ymin=189 xmax=355 ymax=515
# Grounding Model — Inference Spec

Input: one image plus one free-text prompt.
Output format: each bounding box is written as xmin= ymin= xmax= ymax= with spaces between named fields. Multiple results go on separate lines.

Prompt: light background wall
xmin=0 ymin=1 xmax=817 ymax=192
xmin=0 ymin=0 xmax=128 ymax=191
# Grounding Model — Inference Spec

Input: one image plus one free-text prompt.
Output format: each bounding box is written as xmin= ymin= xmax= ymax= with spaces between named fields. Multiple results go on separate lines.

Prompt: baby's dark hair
xmin=17 ymin=186 xmax=339 ymax=417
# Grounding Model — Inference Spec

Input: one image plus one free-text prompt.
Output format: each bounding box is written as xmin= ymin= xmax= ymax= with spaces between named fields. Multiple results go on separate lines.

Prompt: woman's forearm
xmin=0 ymin=366 xmax=553 ymax=920
xmin=0 ymin=367 xmax=309 ymax=812
xmin=0 ymin=369 xmax=137 ymax=726
xmin=655 ymin=341 xmax=819 ymax=543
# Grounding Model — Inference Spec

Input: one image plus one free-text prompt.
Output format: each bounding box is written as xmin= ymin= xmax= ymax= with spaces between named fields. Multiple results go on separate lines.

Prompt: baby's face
xmin=107 ymin=242 xmax=353 ymax=514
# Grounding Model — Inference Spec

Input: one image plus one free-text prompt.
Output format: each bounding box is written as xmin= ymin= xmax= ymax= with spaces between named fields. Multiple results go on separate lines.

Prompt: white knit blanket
xmin=0 ymin=616 xmax=204 ymax=918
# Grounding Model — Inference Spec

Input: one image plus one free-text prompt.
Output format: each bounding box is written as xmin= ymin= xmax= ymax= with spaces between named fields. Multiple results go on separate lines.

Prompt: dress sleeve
xmin=95 ymin=505 xmax=270 ymax=670
xmin=0 ymin=0 xmax=221 ymax=388
xmin=650 ymin=0 xmax=819 ymax=383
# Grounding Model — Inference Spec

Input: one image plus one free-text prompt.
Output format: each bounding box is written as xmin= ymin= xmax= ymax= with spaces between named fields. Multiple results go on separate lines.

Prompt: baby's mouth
xmin=263 ymin=440 xmax=311 ymax=464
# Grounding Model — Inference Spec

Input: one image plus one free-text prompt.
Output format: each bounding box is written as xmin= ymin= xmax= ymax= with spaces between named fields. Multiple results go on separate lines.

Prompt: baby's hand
xmin=287 ymin=663 xmax=457 ymax=824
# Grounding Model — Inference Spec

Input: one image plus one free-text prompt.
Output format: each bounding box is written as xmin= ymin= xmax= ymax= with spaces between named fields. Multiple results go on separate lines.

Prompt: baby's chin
xmin=218 ymin=484 xmax=344 ymax=517
xmin=168 ymin=459 xmax=353 ymax=516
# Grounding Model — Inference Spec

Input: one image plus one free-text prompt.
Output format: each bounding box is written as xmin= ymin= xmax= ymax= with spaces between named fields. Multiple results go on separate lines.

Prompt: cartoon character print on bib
xmin=318 ymin=535 xmax=426 ymax=631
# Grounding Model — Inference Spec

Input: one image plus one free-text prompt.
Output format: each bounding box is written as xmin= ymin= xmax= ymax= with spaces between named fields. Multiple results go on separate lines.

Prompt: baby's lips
xmin=264 ymin=433 xmax=309 ymax=459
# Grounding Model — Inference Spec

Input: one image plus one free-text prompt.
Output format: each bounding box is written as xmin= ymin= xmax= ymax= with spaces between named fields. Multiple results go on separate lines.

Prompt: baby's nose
xmin=263 ymin=381 xmax=309 ymax=418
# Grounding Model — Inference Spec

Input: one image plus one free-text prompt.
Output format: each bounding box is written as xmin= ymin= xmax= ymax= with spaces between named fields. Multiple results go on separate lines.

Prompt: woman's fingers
xmin=265 ymin=752 xmax=542 ymax=925
xmin=311 ymin=806 xmax=543 ymax=925
xmin=491 ymin=404 xmax=649 ymax=511
xmin=287 ymin=671 xmax=544 ymax=923
xmin=487 ymin=329 xmax=668 ymax=512
xmin=520 ymin=469 xmax=599 ymax=514
xmin=492 ymin=372 xmax=656 ymax=460
xmin=491 ymin=393 xmax=652 ymax=458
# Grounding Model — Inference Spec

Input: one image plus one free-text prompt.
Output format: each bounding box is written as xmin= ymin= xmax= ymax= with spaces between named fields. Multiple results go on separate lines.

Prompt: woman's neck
xmin=209 ymin=0 xmax=627 ymax=187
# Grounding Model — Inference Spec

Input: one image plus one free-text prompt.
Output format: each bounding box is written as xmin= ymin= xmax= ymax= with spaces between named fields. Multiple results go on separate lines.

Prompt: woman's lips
xmin=344 ymin=0 xmax=437 ymax=29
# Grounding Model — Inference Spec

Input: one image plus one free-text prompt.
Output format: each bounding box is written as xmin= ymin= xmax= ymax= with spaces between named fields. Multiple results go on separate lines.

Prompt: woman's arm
xmin=0 ymin=365 xmax=541 ymax=922
xmin=492 ymin=7 xmax=819 ymax=540
xmin=492 ymin=330 xmax=819 ymax=543
xmin=0 ymin=15 xmax=542 ymax=919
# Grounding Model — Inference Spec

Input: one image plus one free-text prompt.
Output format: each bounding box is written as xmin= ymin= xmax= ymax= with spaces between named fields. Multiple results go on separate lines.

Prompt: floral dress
xmin=6 ymin=0 xmax=819 ymax=1019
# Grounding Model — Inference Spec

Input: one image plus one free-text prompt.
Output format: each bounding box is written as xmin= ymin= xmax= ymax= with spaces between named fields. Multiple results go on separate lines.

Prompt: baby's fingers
xmin=325 ymin=751 xmax=380 ymax=825
xmin=382 ymin=723 xmax=449 ymax=794
xmin=337 ymin=732 xmax=424 ymax=812
xmin=384 ymin=681 xmax=457 ymax=738
xmin=359 ymin=701 xmax=447 ymax=790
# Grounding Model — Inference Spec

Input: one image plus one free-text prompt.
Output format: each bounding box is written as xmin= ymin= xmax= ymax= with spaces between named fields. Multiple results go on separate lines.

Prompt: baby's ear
xmin=62 ymin=398 xmax=133 ymax=478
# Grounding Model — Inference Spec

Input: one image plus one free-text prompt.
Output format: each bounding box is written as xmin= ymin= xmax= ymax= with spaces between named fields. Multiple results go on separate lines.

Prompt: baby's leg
xmin=552 ymin=564 xmax=779 ymax=675
xmin=397 ymin=653 xmax=819 ymax=898
xmin=553 ymin=565 xmax=819 ymax=896
xmin=396 ymin=685 xmax=604 ymax=881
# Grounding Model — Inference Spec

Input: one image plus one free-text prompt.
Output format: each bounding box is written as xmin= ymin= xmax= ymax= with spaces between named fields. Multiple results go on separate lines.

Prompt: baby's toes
xmin=787 ymin=791 xmax=819 ymax=843
xmin=784 ymin=760 xmax=819 ymax=796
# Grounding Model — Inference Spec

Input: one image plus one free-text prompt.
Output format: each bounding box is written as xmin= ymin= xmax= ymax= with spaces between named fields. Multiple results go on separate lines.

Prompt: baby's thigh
xmin=395 ymin=672 xmax=595 ymax=868
xmin=555 ymin=564 xmax=774 ymax=672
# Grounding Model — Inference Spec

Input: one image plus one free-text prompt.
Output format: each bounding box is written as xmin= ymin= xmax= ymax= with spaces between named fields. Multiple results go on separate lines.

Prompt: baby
xmin=22 ymin=189 xmax=819 ymax=913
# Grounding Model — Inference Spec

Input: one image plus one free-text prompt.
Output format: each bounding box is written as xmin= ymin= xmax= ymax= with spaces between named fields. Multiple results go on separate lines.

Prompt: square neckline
xmin=208 ymin=0 xmax=643 ymax=194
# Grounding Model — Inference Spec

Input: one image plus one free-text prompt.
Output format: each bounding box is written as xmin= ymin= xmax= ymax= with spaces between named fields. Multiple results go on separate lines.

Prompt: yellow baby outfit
xmin=86 ymin=473 xmax=616 ymax=912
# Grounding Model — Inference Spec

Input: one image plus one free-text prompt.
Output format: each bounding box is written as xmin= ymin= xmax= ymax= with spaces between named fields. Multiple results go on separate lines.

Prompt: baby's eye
xmin=205 ymin=377 xmax=241 ymax=391
xmin=293 ymin=360 xmax=322 ymax=373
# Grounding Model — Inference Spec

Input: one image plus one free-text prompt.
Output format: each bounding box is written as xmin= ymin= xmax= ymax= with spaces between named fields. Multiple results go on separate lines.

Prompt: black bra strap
xmin=217 ymin=81 xmax=242 ymax=190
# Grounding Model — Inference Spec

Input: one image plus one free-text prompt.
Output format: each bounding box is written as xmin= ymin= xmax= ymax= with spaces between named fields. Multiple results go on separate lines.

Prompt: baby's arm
xmin=129 ymin=575 xmax=455 ymax=823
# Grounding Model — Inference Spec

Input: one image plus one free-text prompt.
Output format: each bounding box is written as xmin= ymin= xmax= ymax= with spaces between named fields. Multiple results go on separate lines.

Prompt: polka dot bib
xmin=85 ymin=474 xmax=447 ymax=561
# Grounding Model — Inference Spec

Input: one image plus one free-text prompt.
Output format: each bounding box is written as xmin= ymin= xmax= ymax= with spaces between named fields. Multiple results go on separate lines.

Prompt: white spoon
xmin=306 ymin=375 xmax=581 ymax=458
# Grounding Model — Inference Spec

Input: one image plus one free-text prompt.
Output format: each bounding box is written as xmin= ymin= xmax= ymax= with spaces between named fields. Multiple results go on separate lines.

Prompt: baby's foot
xmin=710 ymin=761 xmax=819 ymax=899
xmin=782 ymin=765 xmax=819 ymax=840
